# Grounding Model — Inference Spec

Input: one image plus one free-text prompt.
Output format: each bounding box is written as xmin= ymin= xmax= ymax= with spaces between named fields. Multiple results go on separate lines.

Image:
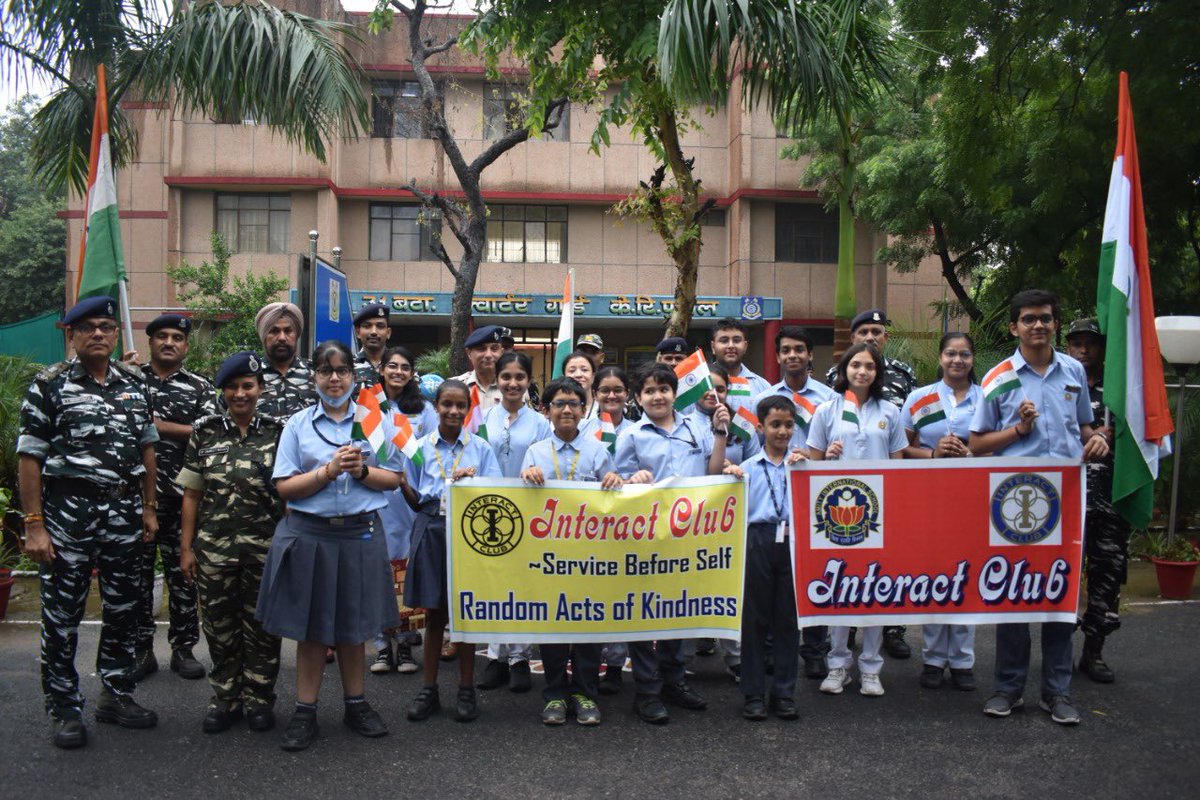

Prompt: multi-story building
xmin=63 ymin=1 xmax=951 ymax=381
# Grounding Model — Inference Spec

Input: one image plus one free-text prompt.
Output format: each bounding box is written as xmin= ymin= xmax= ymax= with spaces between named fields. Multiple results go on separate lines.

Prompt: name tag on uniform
xmin=118 ymin=392 xmax=145 ymax=402
xmin=199 ymin=445 xmax=230 ymax=457
xmin=60 ymin=395 xmax=99 ymax=408
xmin=775 ymin=521 xmax=789 ymax=544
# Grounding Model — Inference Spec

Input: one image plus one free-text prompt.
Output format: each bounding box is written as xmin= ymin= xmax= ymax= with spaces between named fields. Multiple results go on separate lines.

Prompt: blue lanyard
xmin=761 ymin=460 xmax=786 ymax=521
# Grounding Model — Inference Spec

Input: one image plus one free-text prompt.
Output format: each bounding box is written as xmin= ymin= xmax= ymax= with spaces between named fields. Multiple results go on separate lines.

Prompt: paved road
xmin=1 ymin=598 xmax=1197 ymax=799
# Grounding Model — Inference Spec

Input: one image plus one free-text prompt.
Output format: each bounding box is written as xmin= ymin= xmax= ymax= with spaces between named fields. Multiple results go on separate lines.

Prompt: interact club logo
xmin=812 ymin=477 xmax=882 ymax=548
xmin=461 ymin=494 xmax=524 ymax=556
xmin=989 ymin=472 xmax=1062 ymax=546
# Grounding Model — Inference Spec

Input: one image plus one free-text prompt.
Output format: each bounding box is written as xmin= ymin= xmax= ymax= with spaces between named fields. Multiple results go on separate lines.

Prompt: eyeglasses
xmin=383 ymin=363 xmax=414 ymax=373
xmin=596 ymin=386 xmax=627 ymax=396
xmin=75 ymin=322 xmax=118 ymax=335
xmin=942 ymin=350 xmax=974 ymax=359
xmin=550 ymin=399 xmax=583 ymax=410
xmin=315 ymin=367 xmax=352 ymax=378
xmin=1019 ymin=314 xmax=1055 ymax=326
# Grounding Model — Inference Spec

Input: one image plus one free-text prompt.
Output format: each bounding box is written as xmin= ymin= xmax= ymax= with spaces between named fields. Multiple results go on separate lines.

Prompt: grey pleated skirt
xmin=256 ymin=510 xmax=401 ymax=645
xmin=404 ymin=504 xmax=448 ymax=611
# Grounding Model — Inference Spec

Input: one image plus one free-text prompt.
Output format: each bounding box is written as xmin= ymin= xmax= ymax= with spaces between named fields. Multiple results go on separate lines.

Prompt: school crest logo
xmin=740 ymin=296 xmax=764 ymax=321
xmin=812 ymin=477 xmax=883 ymax=547
xmin=461 ymin=494 xmax=524 ymax=556
xmin=989 ymin=472 xmax=1062 ymax=546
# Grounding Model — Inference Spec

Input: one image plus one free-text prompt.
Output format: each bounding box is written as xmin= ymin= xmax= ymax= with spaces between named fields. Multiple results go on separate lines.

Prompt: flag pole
xmin=117 ymin=278 xmax=136 ymax=355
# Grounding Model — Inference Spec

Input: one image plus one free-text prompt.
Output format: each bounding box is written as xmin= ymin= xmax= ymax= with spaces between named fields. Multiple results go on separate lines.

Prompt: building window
xmin=775 ymin=203 xmax=838 ymax=263
xmin=369 ymin=204 xmax=442 ymax=261
xmin=215 ymin=193 xmax=290 ymax=254
xmin=483 ymin=83 xmax=569 ymax=141
xmin=702 ymin=209 xmax=726 ymax=227
xmin=486 ymin=205 xmax=566 ymax=263
xmin=372 ymin=80 xmax=428 ymax=138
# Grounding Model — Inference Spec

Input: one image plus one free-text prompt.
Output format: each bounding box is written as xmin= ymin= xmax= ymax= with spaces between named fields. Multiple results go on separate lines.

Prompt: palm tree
xmin=0 ymin=0 xmax=369 ymax=194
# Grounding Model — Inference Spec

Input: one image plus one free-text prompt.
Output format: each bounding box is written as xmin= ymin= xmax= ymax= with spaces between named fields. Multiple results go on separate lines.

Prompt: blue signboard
xmin=313 ymin=258 xmax=354 ymax=349
xmin=350 ymin=291 xmax=783 ymax=322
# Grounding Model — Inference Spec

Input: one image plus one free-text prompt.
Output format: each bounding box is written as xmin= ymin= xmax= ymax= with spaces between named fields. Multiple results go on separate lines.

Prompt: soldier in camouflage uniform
xmin=352 ymin=303 xmax=391 ymax=387
xmin=255 ymin=302 xmax=316 ymax=422
xmin=1066 ymin=319 xmax=1129 ymax=683
xmin=130 ymin=314 xmax=215 ymax=681
xmin=17 ymin=296 xmax=161 ymax=749
xmin=824 ymin=309 xmax=916 ymax=659
xmin=179 ymin=352 xmax=285 ymax=733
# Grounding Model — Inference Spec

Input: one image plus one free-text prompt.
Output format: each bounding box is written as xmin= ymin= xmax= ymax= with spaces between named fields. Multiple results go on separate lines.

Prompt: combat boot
xmin=1079 ymin=637 xmax=1115 ymax=683
xmin=131 ymin=649 xmax=158 ymax=682
xmin=95 ymin=690 xmax=158 ymax=728
xmin=170 ymin=647 xmax=205 ymax=680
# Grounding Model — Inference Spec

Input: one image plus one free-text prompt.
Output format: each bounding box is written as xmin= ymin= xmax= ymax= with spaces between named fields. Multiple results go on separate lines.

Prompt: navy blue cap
xmin=656 ymin=336 xmax=688 ymax=354
xmin=62 ymin=296 xmax=117 ymax=327
xmin=353 ymin=303 xmax=390 ymax=326
xmin=465 ymin=325 xmax=505 ymax=348
xmin=146 ymin=313 xmax=192 ymax=338
xmin=214 ymin=351 xmax=263 ymax=389
xmin=850 ymin=309 xmax=890 ymax=332
xmin=498 ymin=326 xmax=515 ymax=345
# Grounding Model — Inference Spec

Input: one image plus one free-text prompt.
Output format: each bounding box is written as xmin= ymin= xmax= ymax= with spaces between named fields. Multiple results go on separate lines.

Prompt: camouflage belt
xmin=50 ymin=477 xmax=138 ymax=501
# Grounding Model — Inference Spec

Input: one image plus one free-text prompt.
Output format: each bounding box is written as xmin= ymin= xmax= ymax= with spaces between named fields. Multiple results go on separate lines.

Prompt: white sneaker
xmin=820 ymin=667 xmax=851 ymax=694
xmin=859 ymin=673 xmax=885 ymax=697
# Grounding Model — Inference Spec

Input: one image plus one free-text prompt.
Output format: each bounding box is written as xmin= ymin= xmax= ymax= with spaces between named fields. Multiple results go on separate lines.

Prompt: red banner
xmin=789 ymin=459 xmax=1084 ymax=626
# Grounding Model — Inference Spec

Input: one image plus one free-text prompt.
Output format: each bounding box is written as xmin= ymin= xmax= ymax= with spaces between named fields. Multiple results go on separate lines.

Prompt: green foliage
xmin=165 ymin=233 xmax=288 ymax=376
xmin=1153 ymin=381 xmax=1200 ymax=528
xmin=0 ymin=96 xmax=65 ymax=324
xmin=414 ymin=345 xmax=451 ymax=380
xmin=1 ymin=0 xmax=369 ymax=194
xmin=1130 ymin=531 xmax=1200 ymax=563
xmin=0 ymin=355 xmax=42 ymax=495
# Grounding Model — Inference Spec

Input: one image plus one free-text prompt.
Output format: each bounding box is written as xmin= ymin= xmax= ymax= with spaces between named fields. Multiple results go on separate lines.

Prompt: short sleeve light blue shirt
xmin=408 ymin=428 xmax=502 ymax=505
xmin=742 ymin=450 xmax=791 ymax=525
xmin=272 ymin=401 xmax=404 ymax=516
xmin=969 ymin=349 xmax=1093 ymax=458
xmin=686 ymin=408 xmax=760 ymax=464
xmin=752 ymin=378 xmax=837 ymax=451
xmin=614 ymin=412 xmax=711 ymax=479
xmin=483 ymin=404 xmax=551 ymax=478
xmin=522 ymin=432 xmax=617 ymax=481
xmin=900 ymin=381 xmax=983 ymax=449
xmin=806 ymin=395 xmax=906 ymax=460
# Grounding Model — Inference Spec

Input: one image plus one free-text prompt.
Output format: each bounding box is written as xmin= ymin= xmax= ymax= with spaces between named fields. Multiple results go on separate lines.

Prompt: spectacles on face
xmin=1019 ymin=314 xmax=1055 ymax=326
xmin=942 ymin=350 xmax=973 ymax=360
xmin=383 ymin=363 xmax=414 ymax=373
xmin=75 ymin=322 xmax=118 ymax=335
xmin=550 ymin=399 xmax=583 ymax=410
xmin=596 ymin=386 xmax=627 ymax=396
xmin=315 ymin=367 xmax=352 ymax=378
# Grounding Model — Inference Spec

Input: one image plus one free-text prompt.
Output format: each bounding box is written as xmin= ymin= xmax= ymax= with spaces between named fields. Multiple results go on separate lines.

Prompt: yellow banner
xmin=447 ymin=477 xmax=747 ymax=643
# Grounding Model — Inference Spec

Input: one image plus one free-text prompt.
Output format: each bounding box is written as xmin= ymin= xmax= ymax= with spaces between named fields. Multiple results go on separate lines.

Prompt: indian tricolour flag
xmin=909 ymin=392 xmax=946 ymax=431
xmin=792 ymin=393 xmax=817 ymax=430
xmin=351 ymin=385 xmax=388 ymax=461
xmin=982 ymin=360 xmax=1021 ymax=401
xmin=392 ymin=412 xmax=424 ymax=466
xmin=673 ymin=350 xmax=713 ymax=410
xmin=371 ymin=382 xmax=389 ymax=413
xmin=465 ymin=384 xmax=489 ymax=440
xmin=1096 ymin=71 xmax=1174 ymax=528
xmin=727 ymin=376 xmax=752 ymax=400
xmin=551 ymin=270 xmax=575 ymax=379
xmin=730 ymin=407 xmax=759 ymax=443
xmin=595 ymin=411 xmax=617 ymax=453
xmin=841 ymin=391 xmax=861 ymax=428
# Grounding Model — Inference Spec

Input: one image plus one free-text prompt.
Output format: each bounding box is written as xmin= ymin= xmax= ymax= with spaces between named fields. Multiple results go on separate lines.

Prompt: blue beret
xmin=214 ymin=351 xmax=263 ymax=389
xmin=465 ymin=325 xmax=504 ymax=348
xmin=850 ymin=309 xmax=890 ymax=331
xmin=353 ymin=303 xmax=390 ymax=326
xmin=656 ymin=336 xmax=689 ymax=354
xmin=62 ymin=296 xmax=117 ymax=326
xmin=146 ymin=313 xmax=192 ymax=338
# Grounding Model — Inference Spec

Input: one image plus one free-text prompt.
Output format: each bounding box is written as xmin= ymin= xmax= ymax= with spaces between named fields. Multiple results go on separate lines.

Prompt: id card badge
xmin=775 ymin=521 xmax=788 ymax=544
xmin=439 ymin=480 xmax=450 ymax=516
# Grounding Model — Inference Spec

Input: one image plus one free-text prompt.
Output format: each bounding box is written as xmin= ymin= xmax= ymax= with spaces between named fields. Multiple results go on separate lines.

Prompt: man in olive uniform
xmin=18 ymin=296 xmax=161 ymax=749
xmin=824 ymin=309 xmax=916 ymax=659
xmin=453 ymin=325 xmax=507 ymax=411
xmin=352 ymin=303 xmax=391 ymax=387
xmin=178 ymin=352 xmax=286 ymax=733
xmin=255 ymin=302 xmax=316 ymax=422
xmin=132 ymin=313 xmax=215 ymax=681
xmin=1066 ymin=318 xmax=1129 ymax=683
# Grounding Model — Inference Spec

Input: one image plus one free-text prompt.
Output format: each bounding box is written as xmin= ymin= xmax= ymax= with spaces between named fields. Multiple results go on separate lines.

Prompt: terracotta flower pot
xmin=1151 ymin=558 xmax=1199 ymax=600
xmin=0 ymin=574 xmax=14 ymax=620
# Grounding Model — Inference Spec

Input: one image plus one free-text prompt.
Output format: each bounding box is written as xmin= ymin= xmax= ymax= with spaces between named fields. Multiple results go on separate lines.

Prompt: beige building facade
xmin=64 ymin=1 xmax=951 ymax=382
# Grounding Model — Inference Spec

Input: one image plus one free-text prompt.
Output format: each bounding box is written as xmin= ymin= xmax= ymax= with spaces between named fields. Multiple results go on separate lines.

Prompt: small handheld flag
xmin=982 ymin=360 xmax=1022 ymax=401
xmin=841 ymin=391 xmax=861 ymax=428
xmin=465 ymin=384 xmax=489 ymax=440
xmin=792 ymin=393 xmax=817 ymax=430
xmin=727 ymin=375 xmax=752 ymax=400
xmin=909 ymin=392 xmax=946 ymax=431
xmin=673 ymin=350 xmax=714 ymax=410
xmin=596 ymin=411 xmax=617 ymax=453
xmin=730 ymin=407 xmax=759 ymax=443
xmin=351 ymin=386 xmax=388 ymax=461
xmin=392 ymin=412 xmax=424 ymax=466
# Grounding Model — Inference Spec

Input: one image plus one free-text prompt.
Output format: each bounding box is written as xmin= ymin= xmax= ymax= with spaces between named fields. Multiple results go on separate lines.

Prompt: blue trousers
xmin=993 ymin=622 xmax=1074 ymax=698
xmin=740 ymin=523 xmax=799 ymax=699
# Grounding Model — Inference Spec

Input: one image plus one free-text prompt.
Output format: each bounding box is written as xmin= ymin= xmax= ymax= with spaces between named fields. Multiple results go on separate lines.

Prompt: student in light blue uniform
xmin=613 ymin=363 xmax=730 ymax=724
xmin=691 ymin=362 xmax=760 ymax=466
xmin=710 ymin=317 xmax=772 ymax=411
xmin=478 ymin=351 xmax=551 ymax=693
xmin=969 ymin=289 xmax=1108 ymax=727
xmin=807 ymin=343 xmax=906 ymax=699
xmin=371 ymin=346 xmax=438 ymax=676
xmin=258 ymin=341 xmax=405 ymax=752
xmin=400 ymin=379 xmax=502 ymax=724
xmin=900 ymin=332 xmax=984 ymax=693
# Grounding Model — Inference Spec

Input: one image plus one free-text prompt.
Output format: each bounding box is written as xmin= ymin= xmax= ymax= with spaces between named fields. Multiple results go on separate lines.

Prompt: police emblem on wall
xmin=989 ymin=472 xmax=1062 ymax=546
xmin=740 ymin=296 xmax=764 ymax=321
xmin=811 ymin=476 xmax=883 ymax=548
xmin=461 ymin=494 xmax=524 ymax=556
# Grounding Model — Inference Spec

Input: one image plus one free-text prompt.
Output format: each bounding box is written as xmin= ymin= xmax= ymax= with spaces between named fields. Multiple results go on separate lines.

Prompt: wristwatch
xmin=358 ymin=463 xmax=370 ymax=480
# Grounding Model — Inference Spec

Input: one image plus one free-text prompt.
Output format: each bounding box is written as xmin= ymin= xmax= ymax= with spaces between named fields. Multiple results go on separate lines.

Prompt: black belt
xmin=50 ymin=477 xmax=139 ymax=501
xmin=292 ymin=509 xmax=377 ymax=528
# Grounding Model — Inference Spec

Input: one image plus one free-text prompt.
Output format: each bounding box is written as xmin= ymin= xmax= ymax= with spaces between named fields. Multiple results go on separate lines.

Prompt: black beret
xmin=214 ymin=351 xmax=263 ymax=389
xmin=62 ymin=296 xmax=117 ymax=326
xmin=656 ymin=337 xmax=688 ymax=354
xmin=850 ymin=309 xmax=890 ymax=331
xmin=146 ymin=313 xmax=192 ymax=338
xmin=465 ymin=325 xmax=504 ymax=348
xmin=353 ymin=303 xmax=390 ymax=326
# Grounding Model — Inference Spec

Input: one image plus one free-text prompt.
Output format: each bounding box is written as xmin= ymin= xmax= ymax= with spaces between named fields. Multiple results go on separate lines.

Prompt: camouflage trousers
xmin=195 ymin=557 xmax=281 ymax=711
xmin=135 ymin=499 xmax=199 ymax=652
xmin=39 ymin=486 xmax=143 ymax=715
xmin=1080 ymin=497 xmax=1132 ymax=642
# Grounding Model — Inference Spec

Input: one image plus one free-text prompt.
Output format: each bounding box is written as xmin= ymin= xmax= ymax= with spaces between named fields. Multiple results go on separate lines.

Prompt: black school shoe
xmin=599 ymin=666 xmax=623 ymax=695
xmin=50 ymin=710 xmax=87 ymax=749
xmin=246 ymin=706 xmax=276 ymax=732
xmin=477 ymin=659 xmax=509 ymax=690
xmin=280 ymin=708 xmax=318 ymax=751
xmin=769 ymin=696 xmax=799 ymax=720
xmin=95 ymin=691 xmax=158 ymax=728
xmin=202 ymin=701 xmax=244 ymax=734
xmin=455 ymin=686 xmax=480 ymax=722
xmin=407 ymin=686 xmax=441 ymax=721
xmin=883 ymin=630 xmax=912 ymax=659
xmin=742 ymin=695 xmax=768 ymax=721
xmin=509 ymin=660 xmax=533 ymax=693
xmin=661 ymin=681 xmax=707 ymax=710
xmin=920 ymin=664 xmax=945 ymax=689
xmin=949 ymin=668 xmax=977 ymax=692
xmin=634 ymin=694 xmax=669 ymax=724
xmin=343 ymin=701 xmax=388 ymax=737
xmin=803 ymin=656 xmax=828 ymax=680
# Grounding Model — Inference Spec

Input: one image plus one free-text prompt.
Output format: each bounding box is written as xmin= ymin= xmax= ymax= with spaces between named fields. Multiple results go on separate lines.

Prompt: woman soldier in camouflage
xmin=178 ymin=352 xmax=286 ymax=734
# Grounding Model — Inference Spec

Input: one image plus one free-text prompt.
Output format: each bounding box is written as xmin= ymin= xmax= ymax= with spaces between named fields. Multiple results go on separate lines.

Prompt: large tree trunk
xmin=657 ymin=106 xmax=704 ymax=339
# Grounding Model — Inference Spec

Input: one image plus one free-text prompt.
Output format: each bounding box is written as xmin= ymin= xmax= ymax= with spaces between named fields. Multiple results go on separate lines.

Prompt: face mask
xmin=317 ymin=385 xmax=353 ymax=408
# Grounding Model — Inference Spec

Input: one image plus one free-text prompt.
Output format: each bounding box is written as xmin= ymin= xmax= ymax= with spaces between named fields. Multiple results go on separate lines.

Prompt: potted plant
xmin=1138 ymin=532 xmax=1200 ymax=600
xmin=0 ymin=538 xmax=18 ymax=621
